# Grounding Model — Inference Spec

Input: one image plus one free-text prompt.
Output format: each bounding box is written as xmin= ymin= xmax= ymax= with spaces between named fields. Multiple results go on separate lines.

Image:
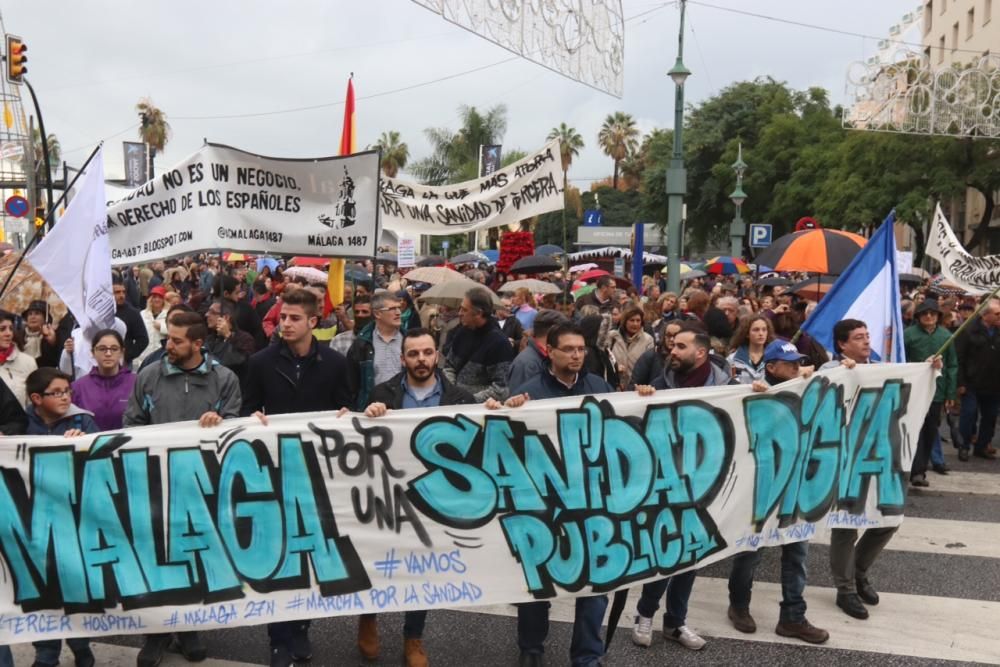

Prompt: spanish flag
xmin=325 ymin=76 xmax=356 ymax=316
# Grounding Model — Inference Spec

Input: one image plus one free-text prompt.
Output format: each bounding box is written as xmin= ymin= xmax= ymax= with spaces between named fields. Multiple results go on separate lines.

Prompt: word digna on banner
xmin=927 ymin=203 xmax=1000 ymax=295
xmin=105 ymin=143 xmax=381 ymax=265
xmin=379 ymin=140 xmax=564 ymax=236
xmin=0 ymin=364 xmax=935 ymax=642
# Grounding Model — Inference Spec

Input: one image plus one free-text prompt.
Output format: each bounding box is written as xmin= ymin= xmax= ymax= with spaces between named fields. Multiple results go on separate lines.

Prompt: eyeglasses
xmin=41 ymin=388 xmax=72 ymax=398
xmin=95 ymin=346 xmax=122 ymax=354
xmin=554 ymin=346 xmax=586 ymax=356
xmin=377 ymin=306 xmax=402 ymax=312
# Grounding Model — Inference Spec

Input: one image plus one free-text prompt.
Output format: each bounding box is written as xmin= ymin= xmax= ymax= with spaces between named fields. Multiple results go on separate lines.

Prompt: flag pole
xmin=932 ymin=285 xmax=1000 ymax=358
xmin=0 ymin=142 xmax=104 ymax=302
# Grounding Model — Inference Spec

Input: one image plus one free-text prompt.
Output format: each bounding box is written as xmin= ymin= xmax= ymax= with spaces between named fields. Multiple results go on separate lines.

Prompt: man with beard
xmin=357 ymin=328 xmax=476 ymax=666
xmin=631 ymin=322 xmax=738 ymax=653
xmin=331 ymin=296 xmax=372 ymax=356
xmin=124 ymin=311 xmax=242 ymax=667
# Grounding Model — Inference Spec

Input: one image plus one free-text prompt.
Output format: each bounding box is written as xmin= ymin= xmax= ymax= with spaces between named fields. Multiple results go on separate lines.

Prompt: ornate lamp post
xmin=729 ymin=143 xmax=747 ymax=258
xmin=665 ymin=0 xmax=691 ymax=294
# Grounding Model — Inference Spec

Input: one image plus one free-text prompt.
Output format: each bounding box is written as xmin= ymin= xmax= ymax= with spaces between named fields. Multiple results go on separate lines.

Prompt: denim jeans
xmin=0 ymin=646 xmax=11 ymax=667
xmin=930 ymin=434 xmax=945 ymax=466
xmin=267 ymin=620 xmax=310 ymax=648
xmin=33 ymin=637 xmax=91 ymax=665
xmin=778 ymin=542 xmax=808 ymax=623
xmin=960 ymin=391 xmax=1000 ymax=453
xmin=518 ymin=596 xmax=608 ymax=667
xmin=728 ymin=550 xmax=763 ymax=609
xmin=403 ymin=610 xmax=427 ymax=639
xmin=636 ymin=570 xmax=697 ymax=628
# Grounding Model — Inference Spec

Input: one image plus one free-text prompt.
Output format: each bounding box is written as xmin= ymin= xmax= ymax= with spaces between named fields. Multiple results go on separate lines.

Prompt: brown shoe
xmin=775 ymin=618 xmax=829 ymax=644
xmin=358 ymin=613 xmax=379 ymax=659
xmin=404 ymin=638 xmax=429 ymax=667
xmin=727 ymin=605 xmax=756 ymax=633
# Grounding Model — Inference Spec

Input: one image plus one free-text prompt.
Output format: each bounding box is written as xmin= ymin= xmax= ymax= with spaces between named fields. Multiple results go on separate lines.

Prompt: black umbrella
xmin=509 ymin=255 xmax=561 ymax=274
xmin=790 ymin=275 xmax=837 ymax=301
xmin=899 ymin=272 xmax=925 ymax=284
xmin=376 ymin=252 xmax=398 ymax=264
xmin=417 ymin=255 xmax=446 ymax=267
xmin=535 ymin=244 xmax=564 ymax=256
xmin=758 ymin=276 xmax=793 ymax=287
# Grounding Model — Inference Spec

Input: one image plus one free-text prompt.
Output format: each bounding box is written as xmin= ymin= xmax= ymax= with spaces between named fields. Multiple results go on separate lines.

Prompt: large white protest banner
xmin=27 ymin=146 xmax=116 ymax=333
xmin=0 ymin=364 xmax=934 ymax=642
xmin=927 ymin=203 xmax=999 ymax=295
xmin=106 ymin=143 xmax=381 ymax=265
xmin=379 ymin=140 xmax=564 ymax=236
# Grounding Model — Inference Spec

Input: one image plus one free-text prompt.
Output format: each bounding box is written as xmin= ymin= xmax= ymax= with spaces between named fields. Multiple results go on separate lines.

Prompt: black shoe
xmin=910 ymin=475 xmax=929 ymax=487
xmin=519 ymin=652 xmax=545 ymax=667
xmin=932 ymin=463 xmax=949 ymax=475
xmin=836 ymin=592 xmax=869 ymax=619
xmin=958 ymin=447 xmax=970 ymax=462
xmin=290 ymin=624 xmax=312 ymax=661
xmin=137 ymin=634 xmax=173 ymax=667
xmin=270 ymin=645 xmax=293 ymax=667
xmin=175 ymin=631 xmax=207 ymax=662
xmin=73 ymin=647 xmax=96 ymax=667
xmin=856 ymin=578 xmax=880 ymax=605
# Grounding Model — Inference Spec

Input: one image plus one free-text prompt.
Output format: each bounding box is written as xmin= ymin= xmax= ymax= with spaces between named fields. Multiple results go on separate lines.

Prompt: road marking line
xmin=813 ymin=516 xmax=1000 ymax=559
xmin=7 ymin=643 xmax=260 ymax=667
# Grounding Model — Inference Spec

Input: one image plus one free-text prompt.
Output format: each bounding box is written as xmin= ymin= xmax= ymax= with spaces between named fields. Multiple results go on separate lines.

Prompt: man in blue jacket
xmin=507 ymin=321 xmax=613 ymax=667
xmin=242 ymin=288 xmax=352 ymax=667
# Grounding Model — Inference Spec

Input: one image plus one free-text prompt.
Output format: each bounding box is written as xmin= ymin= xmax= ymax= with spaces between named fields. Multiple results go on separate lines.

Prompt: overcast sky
xmin=8 ymin=0 xmax=918 ymax=186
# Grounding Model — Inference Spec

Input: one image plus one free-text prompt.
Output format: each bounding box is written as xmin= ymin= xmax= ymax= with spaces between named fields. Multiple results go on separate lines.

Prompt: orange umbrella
xmin=290 ymin=256 xmax=330 ymax=267
xmin=755 ymin=229 xmax=866 ymax=275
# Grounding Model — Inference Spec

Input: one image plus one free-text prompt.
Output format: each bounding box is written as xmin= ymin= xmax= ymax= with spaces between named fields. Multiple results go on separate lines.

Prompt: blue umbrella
xmin=536 ymin=244 xmax=564 ymax=256
xmin=482 ymin=249 xmax=499 ymax=263
xmin=256 ymin=257 xmax=279 ymax=273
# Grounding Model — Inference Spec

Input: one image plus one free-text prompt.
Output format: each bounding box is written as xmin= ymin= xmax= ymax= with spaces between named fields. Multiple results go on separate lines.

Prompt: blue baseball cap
xmin=764 ymin=339 xmax=807 ymax=364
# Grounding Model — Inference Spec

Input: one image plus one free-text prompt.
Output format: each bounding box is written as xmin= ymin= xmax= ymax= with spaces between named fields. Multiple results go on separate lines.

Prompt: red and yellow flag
xmin=325 ymin=76 xmax=356 ymax=316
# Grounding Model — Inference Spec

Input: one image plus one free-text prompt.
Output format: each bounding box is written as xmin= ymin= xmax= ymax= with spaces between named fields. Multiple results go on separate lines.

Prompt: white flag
xmin=926 ymin=203 xmax=999 ymax=296
xmin=27 ymin=146 xmax=116 ymax=334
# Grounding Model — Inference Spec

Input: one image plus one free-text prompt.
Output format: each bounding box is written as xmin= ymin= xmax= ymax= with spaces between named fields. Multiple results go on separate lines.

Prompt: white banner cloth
xmin=0 ymin=364 xmax=935 ymax=642
xmin=379 ymin=140 xmax=564 ymax=236
xmin=926 ymin=203 xmax=998 ymax=295
xmin=106 ymin=144 xmax=380 ymax=265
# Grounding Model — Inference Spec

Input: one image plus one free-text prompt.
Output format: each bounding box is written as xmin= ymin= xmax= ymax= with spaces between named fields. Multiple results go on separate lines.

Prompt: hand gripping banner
xmin=0 ymin=364 xmax=935 ymax=642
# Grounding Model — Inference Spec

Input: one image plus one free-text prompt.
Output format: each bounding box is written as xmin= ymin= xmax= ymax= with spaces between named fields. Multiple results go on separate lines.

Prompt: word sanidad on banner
xmin=0 ymin=364 xmax=934 ymax=642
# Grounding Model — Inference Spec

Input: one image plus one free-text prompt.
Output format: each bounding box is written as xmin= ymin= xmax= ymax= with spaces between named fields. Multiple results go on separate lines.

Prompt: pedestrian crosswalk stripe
xmin=814 ymin=516 xmax=1000 ymax=559
xmin=7 ymin=643 xmax=259 ymax=667
xmin=921 ymin=469 xmax=999 ymax=496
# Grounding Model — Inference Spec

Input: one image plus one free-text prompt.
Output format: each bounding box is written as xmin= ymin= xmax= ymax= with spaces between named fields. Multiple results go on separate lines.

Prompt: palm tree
xmin=29 ymin=128 xmax=60 ymax=183
xmin=547 ymin=123 xmax=584 ymax=256
xmin=136 ymin=98 xmax=171 ymax=179
xmin=371 ymin=131 xmax=409 ymax=178
xmin=597 ymin=111 xmax=639 ymax=189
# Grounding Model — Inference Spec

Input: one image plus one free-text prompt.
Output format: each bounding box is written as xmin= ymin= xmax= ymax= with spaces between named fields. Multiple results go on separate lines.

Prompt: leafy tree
xmin=29 ymin=128 xmax=60 ymax=183
xmin=547 ymin=122 xmax=585 ymax=251
xmin=411 ymin=104 xmax=507 ymax=185
xmin=598 ymin=111 xmax=639 ymax=189
xmin=370 ymin=130 xmax=408 ymax=178
xmin=136 ymin=98 xmax=170 ymax=178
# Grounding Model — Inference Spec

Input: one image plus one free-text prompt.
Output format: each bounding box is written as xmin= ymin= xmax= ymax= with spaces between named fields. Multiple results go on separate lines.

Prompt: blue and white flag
xmin=801 ymin=212 xmax=906 ymax=362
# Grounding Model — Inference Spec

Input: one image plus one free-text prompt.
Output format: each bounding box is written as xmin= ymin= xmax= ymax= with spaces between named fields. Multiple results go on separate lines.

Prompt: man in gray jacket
xmin=124 ymin=310 xmax=242 ymax=667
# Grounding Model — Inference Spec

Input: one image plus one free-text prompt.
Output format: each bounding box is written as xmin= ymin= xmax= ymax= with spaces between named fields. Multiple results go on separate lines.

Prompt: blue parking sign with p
xmin=749 ymin=223 xmax=772 ymax=248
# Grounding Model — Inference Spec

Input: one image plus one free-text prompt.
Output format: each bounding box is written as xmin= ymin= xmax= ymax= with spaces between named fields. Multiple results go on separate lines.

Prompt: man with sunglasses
xmin=346 ymin=292 xmax=404 ymax=410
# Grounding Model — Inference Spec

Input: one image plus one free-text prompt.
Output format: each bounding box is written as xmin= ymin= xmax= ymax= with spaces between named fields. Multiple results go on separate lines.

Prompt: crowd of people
xmin=0 ymin=251 xmax=993 ymax=667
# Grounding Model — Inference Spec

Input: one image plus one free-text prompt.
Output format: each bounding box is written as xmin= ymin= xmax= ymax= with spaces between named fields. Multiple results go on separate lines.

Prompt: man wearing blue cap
xmin=725 ymin=339 xmax=830 ymax=644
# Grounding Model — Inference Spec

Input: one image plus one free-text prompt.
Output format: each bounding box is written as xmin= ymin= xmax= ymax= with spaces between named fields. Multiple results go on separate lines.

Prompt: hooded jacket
xmin=26 ymin=404 xmax=99 ymax=436
xmin=124 ymin=352 xmax=242 ymax=426
xmin=72 ymin=366 xmax=136 ymax=431
xmin=652 ymin=358 xmax=736 ymax=390
xmin=727 ymin=344 xmax=767 ymax=384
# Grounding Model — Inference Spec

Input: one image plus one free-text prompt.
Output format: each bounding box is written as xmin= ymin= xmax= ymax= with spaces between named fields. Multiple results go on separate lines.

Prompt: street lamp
xmin=665 ymin=0 xmax=690 ymax=294
xmin=729 ymin=143 xmax=748 ymax=257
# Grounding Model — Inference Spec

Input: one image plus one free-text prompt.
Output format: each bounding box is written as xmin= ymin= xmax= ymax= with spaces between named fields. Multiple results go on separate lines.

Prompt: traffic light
xmin=34 ymin=206 xmax=45 ymax=230
xmin=6 ymin=35 xmax=26 ymax=84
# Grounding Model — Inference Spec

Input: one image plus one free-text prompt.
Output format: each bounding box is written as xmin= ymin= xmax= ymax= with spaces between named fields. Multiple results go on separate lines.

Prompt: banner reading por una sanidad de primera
xmin=106 ymin=143 xmax=381 ymax=265
xmin=0 ymin=364 xmax=935 ymax=642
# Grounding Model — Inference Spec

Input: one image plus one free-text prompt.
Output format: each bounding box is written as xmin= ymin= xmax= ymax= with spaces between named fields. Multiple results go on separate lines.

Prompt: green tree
xmin=29 ymin=128 xmax=60 ymax=183
xmin=136 ymin=98 xmax=170 ymax=178
xmin=598 ymin=111 xmax=639 ymax=189
xmin=371 ymin=130 xmax=409 ymax=178
xmin=547 ymin=122 xmax=585 ymax=251
xmin=411 ymin=104 xmax=507 ymax=185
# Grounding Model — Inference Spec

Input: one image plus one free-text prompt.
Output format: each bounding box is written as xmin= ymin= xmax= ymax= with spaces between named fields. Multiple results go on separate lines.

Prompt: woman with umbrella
xmin=608 ymin=304 xmax=654 ymax=390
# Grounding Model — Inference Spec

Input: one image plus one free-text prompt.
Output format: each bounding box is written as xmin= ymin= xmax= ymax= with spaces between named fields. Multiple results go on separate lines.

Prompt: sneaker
xmin=856 ymin=578 xmax=880 ymax=606
xmin=727 ymin=605 xmax=756 ymax=633
xmin=663 ymin=624 xmax=706 ymax=650
xmin=72 ymin=647 xmax=96 ymax=667
xmin=357 ymin=614 xmax=379 ymax=660
xmin=137 ymin=634 xmax=173 ymax=667
xmin=175 ymin=631 xmax=206 ymax=662
xmin=775 ymin=618 xmax=829 ymax=644
xmin=835 ymin=592 xmax=869 ymax=619
xmin=269 ymin=645 xmax=293 ymax=667
xmin=289 ymin=624 xmax=312 ymax=661
xmin=631 ymin=614 xmax=654 ymax=647
xmin=403 ymin=638 xmax=429 ymax=667
xmin=958 ymin=447 xmax=970 ymax=462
